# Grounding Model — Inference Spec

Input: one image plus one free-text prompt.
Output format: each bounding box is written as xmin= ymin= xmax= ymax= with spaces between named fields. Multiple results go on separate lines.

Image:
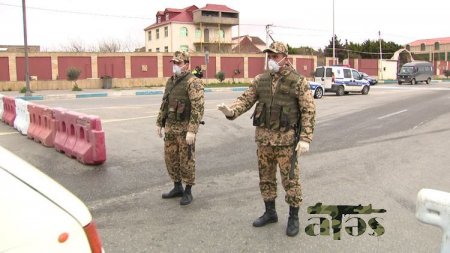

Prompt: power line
xmin=0 ymin=2 xmax=151 ymax=20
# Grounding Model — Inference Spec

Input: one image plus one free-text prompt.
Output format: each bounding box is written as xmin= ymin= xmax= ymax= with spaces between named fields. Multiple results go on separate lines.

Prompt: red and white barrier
xmin=0 ymin=94 xmax=4 ymax=120
xmin=3 ymin=97 xmax=107 ymax=165
xmin=53 ymin=107 xmax=68 ymax=153
xmin=27 ymin=104 xmax=56 ymax=147
xmin=2 ymin=96 xmax=16 ymax=126
xmin=73 ymin=114 xmax=106 ymax=165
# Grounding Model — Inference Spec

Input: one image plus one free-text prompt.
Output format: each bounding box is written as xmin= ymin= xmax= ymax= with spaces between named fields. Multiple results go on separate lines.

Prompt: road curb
xmin=1 ymin=87 xmax=249 ymax=100
xmin=377 ymin=79 xmax=443 ymax=84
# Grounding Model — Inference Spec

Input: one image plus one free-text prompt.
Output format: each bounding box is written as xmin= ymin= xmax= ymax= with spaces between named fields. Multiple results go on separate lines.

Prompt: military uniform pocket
xmin=269 ymin=104 xmax=281 ymax=130
xmin=280 ymin=106 xmax=290 ymax=132
xmin=176 ymin=100 xmax=186 ymax=120
xmin=168 ymin=100 xmax=178 ymax=120
xmin=252 ymin=102 xmax=266 ymax=127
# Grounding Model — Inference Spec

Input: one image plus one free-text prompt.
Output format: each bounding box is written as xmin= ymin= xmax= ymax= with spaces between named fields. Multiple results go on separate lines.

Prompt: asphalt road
xmin=1 ymin=82 xmax=450 ymax=252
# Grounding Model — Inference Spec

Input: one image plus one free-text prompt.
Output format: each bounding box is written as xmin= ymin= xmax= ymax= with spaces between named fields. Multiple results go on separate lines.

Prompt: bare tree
xmin=121 ymin=38 xmax=143 ymax=52
xmin=98 ymin=39 xmax=122 ymax=53
xmin=63 ymin=40 xmax=87 ymax=52
xmin=57 ymin=38 xmax=143 ymax=52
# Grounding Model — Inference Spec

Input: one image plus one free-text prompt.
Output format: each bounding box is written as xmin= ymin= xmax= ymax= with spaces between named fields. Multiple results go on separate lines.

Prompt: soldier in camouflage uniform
xmin=156 ymin=51 xmax=205 ymax=205
xmin=218 ymin=42 xmax=315 ymax=236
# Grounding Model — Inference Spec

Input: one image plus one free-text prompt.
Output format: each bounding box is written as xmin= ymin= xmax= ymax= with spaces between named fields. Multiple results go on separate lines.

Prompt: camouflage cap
xmin=263 ymin=41 xmax=288 ymax=56
xmin=171 ymin=51 xmax=190 ymax=63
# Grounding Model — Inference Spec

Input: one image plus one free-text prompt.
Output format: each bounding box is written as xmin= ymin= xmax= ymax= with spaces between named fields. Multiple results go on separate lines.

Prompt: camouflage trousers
xmin=164 ymin=131 xmax=196 ymax=185
xmin=257 ymin=144 xmax=302 ymax=207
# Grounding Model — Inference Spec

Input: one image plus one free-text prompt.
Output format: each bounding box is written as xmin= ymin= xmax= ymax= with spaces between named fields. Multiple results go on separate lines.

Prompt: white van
xmin=314 ymin=66 xmax=370 ymax=96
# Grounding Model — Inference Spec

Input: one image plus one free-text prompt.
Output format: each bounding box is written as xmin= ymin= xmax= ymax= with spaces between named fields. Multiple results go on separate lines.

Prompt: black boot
xmin=180 ymin=185 xmax=193 ymax=205
xmin=252 ymin=201 xmax=278 ymax=227
xmin=286 ymin=206 xmax=300 ymax=236
xmin=162 ymin=181 xmax=184 ymax=199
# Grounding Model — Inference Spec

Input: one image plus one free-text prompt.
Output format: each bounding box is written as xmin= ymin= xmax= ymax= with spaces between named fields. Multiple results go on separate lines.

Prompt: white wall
xmin=380 ymin=60 xmax=398 ymax=80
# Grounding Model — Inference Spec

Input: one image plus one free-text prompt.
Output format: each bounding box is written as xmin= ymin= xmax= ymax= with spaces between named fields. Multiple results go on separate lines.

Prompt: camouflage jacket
xmin=227 ymin=67 xmax=315 ymax=146
xmin=156 ymin=71 xmax=205 ymax=134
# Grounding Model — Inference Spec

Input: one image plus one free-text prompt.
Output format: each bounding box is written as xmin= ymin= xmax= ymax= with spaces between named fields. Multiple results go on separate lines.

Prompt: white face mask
xmin=172 ymin=64 xmax=185 ymax=76
xmin=267 ymin=57 xmax=286 ymax=73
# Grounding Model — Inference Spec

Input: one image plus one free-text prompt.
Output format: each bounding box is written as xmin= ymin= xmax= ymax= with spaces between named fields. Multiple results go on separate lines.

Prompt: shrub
xmin=67 ymin=67 xmax=82 ymax=91
xmin=215 ymin=71 xmax=225 ymax=82
xmin=67 ymin=67 xmax=81 ymax=81
xmin=444 ymin=70 xmax=450 ymax=78
xmin=19 ymin=87 xmax=34 ymax=93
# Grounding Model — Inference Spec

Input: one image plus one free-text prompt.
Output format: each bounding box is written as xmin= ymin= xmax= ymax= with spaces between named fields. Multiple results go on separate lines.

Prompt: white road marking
xmin=413 ymin=121 xmax=425 ymax=130
xmin=0 ymin=132 xmax=19 ymax=136
xmin=102 ymin=108 xmax=217 ymax=123
xmin=377 ymin=109 xmax=408 ymax=120
xmin=76 ymin=105 xmax=150 ymax=111
xmin=102 ymin=115 xmax=156 ymax=123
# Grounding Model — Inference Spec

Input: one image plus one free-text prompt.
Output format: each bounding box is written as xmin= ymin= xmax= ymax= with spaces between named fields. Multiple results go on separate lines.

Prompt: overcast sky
xmin=1 ymin=0 xmax=449 ymax=51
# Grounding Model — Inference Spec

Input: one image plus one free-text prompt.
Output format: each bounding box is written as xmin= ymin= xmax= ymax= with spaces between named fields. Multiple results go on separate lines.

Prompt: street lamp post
xmin=332 ymin=0 xmax=336 ymax=65
xmin=22 ymin=0 xmax=31 ymax=96
xmin=204 ymin=50 xmax=209 ymax=84
xmin=379 ymin=31 xmax=383 ymax=80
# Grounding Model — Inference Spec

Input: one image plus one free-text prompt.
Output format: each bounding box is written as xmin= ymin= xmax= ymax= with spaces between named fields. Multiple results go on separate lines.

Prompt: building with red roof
xmin=232 ymin=35 xmax=266 ymax=53
xmin=144 ymin=4 xmax=239 ymax=53
xmin=406 ymin=37 xmax=450 ymax=61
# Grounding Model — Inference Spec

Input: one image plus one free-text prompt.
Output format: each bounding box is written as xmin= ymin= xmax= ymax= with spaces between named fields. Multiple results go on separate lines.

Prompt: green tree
xmin=67 ymin=67 xmax=82 ymax=91
xmin=324 ymin=35 xmax=347 ymax=63
xmin=215 ymin=71 xmax=225 ymax=82
xmin=287 ymin=44 xmax=297 ymax=55
xmin=444 ymin=70 xmax=450 ymax=78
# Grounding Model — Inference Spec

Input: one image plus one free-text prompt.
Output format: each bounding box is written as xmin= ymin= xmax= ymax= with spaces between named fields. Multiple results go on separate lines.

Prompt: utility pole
xmin=332 ymin=0 xmax=336 ymax=65
xmin=22 ymin=0 xmax=31 ymax=96
xmin=265 ymin=24 xmax=272 ymax=70
xmin=379 ymin=30 xmax=383 ymax=80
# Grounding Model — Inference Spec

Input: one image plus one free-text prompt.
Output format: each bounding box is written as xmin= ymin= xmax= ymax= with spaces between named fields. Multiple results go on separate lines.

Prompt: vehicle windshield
xmin=360 ymin=72 xmax=368 ymax=77
xmin=400 ymin=66 xmax=414 ymax=74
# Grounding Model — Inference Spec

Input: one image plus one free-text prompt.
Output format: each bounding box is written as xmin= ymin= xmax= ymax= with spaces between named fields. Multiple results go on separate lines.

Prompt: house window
xmin=180 ymin=27 xmax=188 ymax=37
xmin=180 ymin=45 xmax=188 ymax=52
xmin=165 ymin=13 xmax=169 ymax=21
xmin=195 ymin=28 xmax=201 ymax=38
xmin=157 ymin=16 xmax=161 ymax=23
xmin=164 ymin=46 xmax=168 ymax=52
xmin=148 ymin=31 xmax=151 ymax=41
xmin=164 ymin=26 xmax=168 ymax=37
xmin=156 ymin=48 xmax=160 ymax=52
xmin=148 ymin=49 xmax=152 ymax=52
xmin=420 ymin=43 xmax=425 ymax=51
xmin=219 ymin=29 xmax=225 ymax=39
xmin=434 ymin=42 xmax=440 ymax=51
xmin=156 ymin=29 xmax=159 ymax=39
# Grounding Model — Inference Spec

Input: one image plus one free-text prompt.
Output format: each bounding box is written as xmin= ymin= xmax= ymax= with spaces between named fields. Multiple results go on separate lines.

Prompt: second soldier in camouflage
xmin=218 ymin=41 xmax=316 ymax=236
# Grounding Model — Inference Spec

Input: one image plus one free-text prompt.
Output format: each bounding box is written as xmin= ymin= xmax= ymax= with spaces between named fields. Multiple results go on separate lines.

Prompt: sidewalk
xmin=0 ymin=87 xmax=248 ymax=101
xmin=377 ymin=79 xmax=445 ymax=84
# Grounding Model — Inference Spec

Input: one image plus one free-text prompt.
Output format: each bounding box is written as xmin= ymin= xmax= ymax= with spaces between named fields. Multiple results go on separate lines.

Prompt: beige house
xmin=144 ymin=4 xmax=239 ymax=53
xmin=406 ymin=37 xmax=450 ymax=62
